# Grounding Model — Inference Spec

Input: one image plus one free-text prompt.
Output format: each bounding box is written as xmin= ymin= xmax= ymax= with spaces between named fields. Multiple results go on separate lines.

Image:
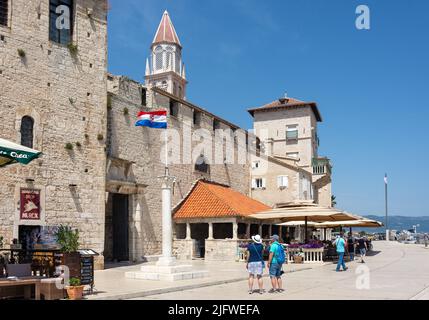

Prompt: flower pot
xmin=66 ymin=285 xmax=85 ymax=300
xmin=293 ymin=256 xmax=304 ymax=264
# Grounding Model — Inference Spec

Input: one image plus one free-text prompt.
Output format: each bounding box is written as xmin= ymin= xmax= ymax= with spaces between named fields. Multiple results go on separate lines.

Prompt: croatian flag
xmin=135 ymin=110 xmax=167 ymax=129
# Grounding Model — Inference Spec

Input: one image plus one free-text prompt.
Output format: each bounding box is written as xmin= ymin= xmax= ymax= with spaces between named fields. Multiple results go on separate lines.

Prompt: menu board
xmin=80 ymin=256 xmax=94 ymax=286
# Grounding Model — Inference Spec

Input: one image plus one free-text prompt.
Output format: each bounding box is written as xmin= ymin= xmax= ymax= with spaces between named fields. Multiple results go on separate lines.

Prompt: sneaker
xmin=258 ymin=289 xmax=264 ymax=295
xmin=268 ymin=289 xmax=277 ymax=293
xmin=277 ymin=289 xmax=285 ymax=293
xmin=248 ymin=290 xmax=253 ymax=295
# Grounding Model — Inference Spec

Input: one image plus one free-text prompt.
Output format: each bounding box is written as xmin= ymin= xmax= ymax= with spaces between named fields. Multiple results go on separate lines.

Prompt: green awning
xmin=0 ymin=138 xmax=42 ymax=167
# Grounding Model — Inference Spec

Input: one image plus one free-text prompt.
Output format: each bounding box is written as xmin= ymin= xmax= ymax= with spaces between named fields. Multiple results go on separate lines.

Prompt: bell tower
xmin=145 ymin=10 xmax=187 ymax=100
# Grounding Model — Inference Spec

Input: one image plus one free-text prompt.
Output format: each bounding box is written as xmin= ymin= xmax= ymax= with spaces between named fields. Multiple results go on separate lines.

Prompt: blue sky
xmin=108 ymin=0 xmax=429 ymax=217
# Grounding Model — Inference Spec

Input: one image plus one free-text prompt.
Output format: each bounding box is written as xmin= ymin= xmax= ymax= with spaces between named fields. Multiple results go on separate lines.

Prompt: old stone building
xmin=0 ymin=0 xmax=108 ymax=268
xmin=105 ymin=11 xmax=250 ymax=263
xmin=248 ymin=97 xmax=332 ymax=208
xmin=1 ymin=5 xmax=335 ymax=267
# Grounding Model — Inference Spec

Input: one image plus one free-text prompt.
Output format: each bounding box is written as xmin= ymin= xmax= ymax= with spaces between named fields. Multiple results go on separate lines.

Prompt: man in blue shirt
xmin=335 ymin=233 xmax=348 ymax=272
xmin=267 ymin=235 xmax=284 ymax=293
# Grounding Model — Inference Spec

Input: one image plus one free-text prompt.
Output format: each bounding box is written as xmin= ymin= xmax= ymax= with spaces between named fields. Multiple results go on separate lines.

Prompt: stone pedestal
xmin=125 ymin=264 xmax=209 ymax=281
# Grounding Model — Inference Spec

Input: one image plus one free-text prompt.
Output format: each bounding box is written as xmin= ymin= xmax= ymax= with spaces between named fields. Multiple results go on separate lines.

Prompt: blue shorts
xmin=360 ymin=248 xmax=366 ymax=256
xmin=269 ymin=263 xmax=282 ymax=278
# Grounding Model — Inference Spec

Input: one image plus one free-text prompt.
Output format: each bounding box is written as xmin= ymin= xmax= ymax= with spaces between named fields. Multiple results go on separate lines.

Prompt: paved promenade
xmin=88 ymin=257 xmax=319 ymax=300
xmin=135 ymin=241 xmax=429 ymax=300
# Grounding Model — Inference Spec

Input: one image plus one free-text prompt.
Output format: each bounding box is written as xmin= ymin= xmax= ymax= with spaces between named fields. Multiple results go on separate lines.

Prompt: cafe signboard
xmin=20 ymin=188 xmax=41 ymax=220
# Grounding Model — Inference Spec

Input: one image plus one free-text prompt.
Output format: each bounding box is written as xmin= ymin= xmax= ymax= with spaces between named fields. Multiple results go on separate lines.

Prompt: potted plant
xmin=66 ymin=277 xmax=85 ymax=300
xmin=55 ymin=225 xmax=81 ymax=280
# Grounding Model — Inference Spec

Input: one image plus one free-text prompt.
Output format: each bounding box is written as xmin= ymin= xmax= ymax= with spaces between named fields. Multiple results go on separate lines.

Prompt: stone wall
xmin=106 ymin=76 xmax=250 ymax=261
xmin=0 ymin=0 xmax=108 ymax=269
xmin=205 ymin=239 xmax=240 ymax=261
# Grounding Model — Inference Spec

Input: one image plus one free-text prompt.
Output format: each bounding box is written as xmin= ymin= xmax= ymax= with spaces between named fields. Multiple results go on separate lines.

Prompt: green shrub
xmin=18 ymin=49 xmax=26 ymax=58
xmin=55 ymin=225 xmax=80 ymax=253
xmin=97 ymin=134 xmax=104 ymax=141
xmin=65 ymin=143 xmax=74 ymax=150
xmin=67 ymin=43 xmax=78 ymax=56
xmin=69 ymin=277 xmax=81 ymax=287
xmin=76 ymin=142 xmax=82 ymax=148
xmin=123 ymin=107 xmax=129 ymax=115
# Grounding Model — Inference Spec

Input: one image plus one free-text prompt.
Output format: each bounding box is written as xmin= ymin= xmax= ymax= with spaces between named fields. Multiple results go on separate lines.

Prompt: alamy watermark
xmin=356 ymin=5 xmax=371 ymax=30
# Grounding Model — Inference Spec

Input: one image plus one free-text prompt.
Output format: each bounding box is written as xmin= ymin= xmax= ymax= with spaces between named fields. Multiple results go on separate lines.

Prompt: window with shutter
xmin=277 ymin=176 xmax=288 ymax=189
xmin=286 ymin=125 xmax=298 ymax=141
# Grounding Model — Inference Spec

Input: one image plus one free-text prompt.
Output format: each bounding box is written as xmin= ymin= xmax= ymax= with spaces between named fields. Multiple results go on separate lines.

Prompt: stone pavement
xmin=135 ymin=241 xmax=429 ymax=300
xmin=87 ymin=259 xmax=320 ymax=300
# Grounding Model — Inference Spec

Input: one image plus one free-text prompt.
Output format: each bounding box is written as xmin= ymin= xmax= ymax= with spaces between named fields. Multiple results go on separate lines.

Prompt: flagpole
xmin=385 ymin=173 xmax=389 ymax=241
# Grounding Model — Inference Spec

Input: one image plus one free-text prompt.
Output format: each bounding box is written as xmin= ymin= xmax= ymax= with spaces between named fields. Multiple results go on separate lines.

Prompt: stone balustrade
xmin=287 ymin=247 xmax=324 ymax=264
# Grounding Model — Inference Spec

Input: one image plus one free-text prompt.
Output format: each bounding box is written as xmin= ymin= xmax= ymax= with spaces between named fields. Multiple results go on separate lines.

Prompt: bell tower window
xmin=155 ymin=46 xmax=163 ymax=70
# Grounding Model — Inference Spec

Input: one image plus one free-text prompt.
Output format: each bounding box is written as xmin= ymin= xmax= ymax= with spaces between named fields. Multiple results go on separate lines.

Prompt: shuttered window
xmin=277 ymin=176 xmax=289 ymax=189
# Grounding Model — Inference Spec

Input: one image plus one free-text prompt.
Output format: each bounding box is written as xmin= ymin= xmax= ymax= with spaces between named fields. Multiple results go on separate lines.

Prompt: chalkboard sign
xmin=80 ymin=256 xmax=94 ymax=287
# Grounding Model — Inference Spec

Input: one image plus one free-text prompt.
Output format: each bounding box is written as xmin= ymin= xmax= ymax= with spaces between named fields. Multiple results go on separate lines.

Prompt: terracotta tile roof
xmin=173 ymin=180 xmax=270 ymax=219
xmin=248 ymin=97 xmax=322 ymax=122
xmin=152 ymin=10 xmax=182 ymax=47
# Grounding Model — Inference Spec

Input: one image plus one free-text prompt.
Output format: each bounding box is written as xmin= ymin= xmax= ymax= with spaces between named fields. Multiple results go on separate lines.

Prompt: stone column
xmin=279 ymin=226 xmax=283 ymax=241
xmin=208 ymin=222 xmax=214 ymax=240
xmin=269 ymin=224 xmax=273 ymax=237
xmin=156 ymin=175 xmax=176 ymax=267
xmin=233 ymin=221 xmax=238 ymax=240
xmin=186 ymin=222 xmax=191 ymax=240
xmin=258 ymin=224 xmax=262 ymax=237
xmin=246 ymin=224 xmax=251 ymax=239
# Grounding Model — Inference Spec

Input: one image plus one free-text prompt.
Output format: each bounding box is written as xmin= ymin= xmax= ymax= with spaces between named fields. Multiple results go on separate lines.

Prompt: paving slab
xmin=87 ymin=259 xmax=320 ymax=300
xmin=135 ymin=241 xmax=429 ymax=300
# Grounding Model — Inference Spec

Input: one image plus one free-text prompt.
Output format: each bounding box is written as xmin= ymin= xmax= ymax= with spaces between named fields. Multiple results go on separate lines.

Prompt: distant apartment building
xmin=248 ymin=97 xmax=332 ymax=208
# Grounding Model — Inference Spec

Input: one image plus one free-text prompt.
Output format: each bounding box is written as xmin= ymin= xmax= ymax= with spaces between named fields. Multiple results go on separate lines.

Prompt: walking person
xmin=357 ymin=237 xmax=368 ymax=263
xmin=335 ymin=233 xmax=348 ymax=272
xmin=246 ymin=235 xmax=265 ymax=294
xmin=267 ymin=235 xmax=286 ymax=293
xmin=347 ymin=233 xmax=356 ymax=261
xmin=424 ymin=233 xmax=428 ymax=248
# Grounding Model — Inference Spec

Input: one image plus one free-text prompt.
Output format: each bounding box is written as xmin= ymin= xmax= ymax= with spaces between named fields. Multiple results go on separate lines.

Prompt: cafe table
xmin=0 ymin=278 xmax=41 ymax=300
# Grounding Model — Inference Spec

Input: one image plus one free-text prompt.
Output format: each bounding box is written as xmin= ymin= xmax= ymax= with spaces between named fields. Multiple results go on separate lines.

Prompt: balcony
xmin=312 ymin=157 xmax=332 ymax=176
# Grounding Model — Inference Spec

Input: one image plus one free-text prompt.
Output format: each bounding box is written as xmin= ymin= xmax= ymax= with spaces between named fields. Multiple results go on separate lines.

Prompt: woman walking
xmin=246 ymin=234 xmax=265 ymax=294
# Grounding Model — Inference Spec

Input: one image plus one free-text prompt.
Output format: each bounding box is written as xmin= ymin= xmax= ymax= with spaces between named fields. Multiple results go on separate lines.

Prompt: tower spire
xmin=152 ymin=10 xmax=181 ymax=48
xmin=145 ymin=58 xmax=150 ymax=76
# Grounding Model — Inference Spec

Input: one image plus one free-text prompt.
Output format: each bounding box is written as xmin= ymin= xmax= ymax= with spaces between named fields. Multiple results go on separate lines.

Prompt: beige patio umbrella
xmin=316 ymin=219 xmax=383 ymax=228
xmin=250 ymin=203 xmax=360 ymax=243
xmin=277 ymin=221 xmax=320 ymax=227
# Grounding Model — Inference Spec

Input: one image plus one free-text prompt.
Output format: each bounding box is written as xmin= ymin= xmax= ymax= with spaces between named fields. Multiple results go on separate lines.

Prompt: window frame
xmin=277 ymin=175 xmax=289 ymax=189
xmin=286 ymin=124 xmax=299 ymax=141
xmin=169 ymin=99 xmax=179 ymax=118
xmin=20 ymin=116 xmax=35 ymax=149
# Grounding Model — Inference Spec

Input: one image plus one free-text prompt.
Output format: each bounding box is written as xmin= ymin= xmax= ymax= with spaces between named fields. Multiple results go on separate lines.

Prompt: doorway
xmin=112 ymin=194 xmax=129 ymax=262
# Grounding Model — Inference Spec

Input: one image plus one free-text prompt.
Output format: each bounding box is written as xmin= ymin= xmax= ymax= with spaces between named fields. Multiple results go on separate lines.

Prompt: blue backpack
xmin=275 ymin=243 xmax=286 ymax=264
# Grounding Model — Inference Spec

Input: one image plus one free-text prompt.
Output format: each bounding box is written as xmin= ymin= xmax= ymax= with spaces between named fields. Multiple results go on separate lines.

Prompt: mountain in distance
xmin=356 ymin=215 xmax=429 ymax=233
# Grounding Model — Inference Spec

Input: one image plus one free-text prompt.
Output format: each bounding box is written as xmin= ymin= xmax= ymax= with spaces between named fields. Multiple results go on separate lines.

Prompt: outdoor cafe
xmin=0 ymin=138 xmax=97 ymax=300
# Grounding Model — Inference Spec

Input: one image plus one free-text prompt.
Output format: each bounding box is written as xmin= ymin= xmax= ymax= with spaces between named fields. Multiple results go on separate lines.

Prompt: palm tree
xmin=331 ymin=195 xmax=337 ymax=207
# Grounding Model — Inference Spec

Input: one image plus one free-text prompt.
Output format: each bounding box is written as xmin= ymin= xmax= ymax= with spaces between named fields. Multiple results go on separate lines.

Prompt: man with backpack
xmin=267 ymin=234 xmax=285 ymax=293
xmin=335 ymin=233 xmax=348 ymax=272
